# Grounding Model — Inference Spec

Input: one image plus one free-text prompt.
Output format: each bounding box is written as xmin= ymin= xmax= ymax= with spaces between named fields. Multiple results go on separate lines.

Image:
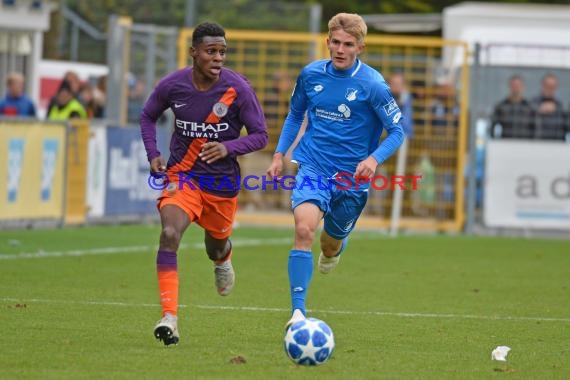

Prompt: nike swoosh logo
xmin=174 ymin=103 xmax=185 ymax=108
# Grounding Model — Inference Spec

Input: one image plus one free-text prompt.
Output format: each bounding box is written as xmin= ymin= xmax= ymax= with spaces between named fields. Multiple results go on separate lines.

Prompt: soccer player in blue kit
xmin=266 ymin=13 xmax=405 ymax=327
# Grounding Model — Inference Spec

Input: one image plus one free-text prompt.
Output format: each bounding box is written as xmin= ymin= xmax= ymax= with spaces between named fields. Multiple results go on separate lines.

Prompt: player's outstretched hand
xmin=150 ymin=156 xmax=167 ymax=177
xmin=266 ymin=153 xmax=284 ymax=180
xmin=354 ymin=156 xmax=378 ymax=177
xmin=199 ymin=142 xmax=228 ymax=164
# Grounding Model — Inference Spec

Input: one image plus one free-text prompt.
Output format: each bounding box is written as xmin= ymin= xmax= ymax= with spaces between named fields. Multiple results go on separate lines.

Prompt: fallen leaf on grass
xmin=229 ymin=356 xmax=247 ymax=364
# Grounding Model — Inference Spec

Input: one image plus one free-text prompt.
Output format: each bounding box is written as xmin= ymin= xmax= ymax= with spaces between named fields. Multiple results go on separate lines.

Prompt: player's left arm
xmin=369 ymin=81 xmax=405 ymax=166
xmin=356 ymin=81 xmax=405 ymax=176
xmin=220 ymin=85 xmax=268 ymax=158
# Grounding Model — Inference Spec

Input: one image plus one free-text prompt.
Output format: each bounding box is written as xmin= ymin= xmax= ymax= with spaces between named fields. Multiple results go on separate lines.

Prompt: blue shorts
xmin=291 ymin=164 xmax=368 ymax=240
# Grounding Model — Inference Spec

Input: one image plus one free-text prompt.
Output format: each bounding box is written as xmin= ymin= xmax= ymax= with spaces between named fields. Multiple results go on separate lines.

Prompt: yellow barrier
xmin=65 ymin=120 xmax=90 ymax=225
xmin=0 ymin=120 xmax=67 ymax=221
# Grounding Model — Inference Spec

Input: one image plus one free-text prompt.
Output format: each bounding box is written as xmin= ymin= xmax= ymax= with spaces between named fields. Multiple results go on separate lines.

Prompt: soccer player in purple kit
xmin=140 ymin=22 xmax=268 ymax=346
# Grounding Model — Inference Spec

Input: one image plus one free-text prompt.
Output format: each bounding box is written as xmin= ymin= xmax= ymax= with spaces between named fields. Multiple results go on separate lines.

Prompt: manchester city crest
xmin=213 ymin=102 xmax=228 ymax=118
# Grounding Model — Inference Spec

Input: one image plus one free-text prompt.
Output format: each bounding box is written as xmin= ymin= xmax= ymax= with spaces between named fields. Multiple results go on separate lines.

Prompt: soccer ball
xmin=284 ymin=318 xmax=335 ymax=365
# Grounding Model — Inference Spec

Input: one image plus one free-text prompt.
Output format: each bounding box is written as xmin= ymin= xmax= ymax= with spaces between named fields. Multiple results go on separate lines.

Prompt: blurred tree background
xmin=63 ymin=0 xmax=570 ymax=29
xmin=45 ymin=0 xmax=570 ymax=62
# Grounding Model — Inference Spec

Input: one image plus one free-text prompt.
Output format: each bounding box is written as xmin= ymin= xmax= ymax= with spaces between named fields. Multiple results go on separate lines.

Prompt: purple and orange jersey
xmin=141 ymin=67 xmax=268 ymax=197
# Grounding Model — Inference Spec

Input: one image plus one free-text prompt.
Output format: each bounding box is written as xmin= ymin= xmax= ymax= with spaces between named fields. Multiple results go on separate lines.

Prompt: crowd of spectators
xmin=1 ymin=70 xmax=111 ymax=122
xmin=491 ymin=72 xmax=569 ymax=141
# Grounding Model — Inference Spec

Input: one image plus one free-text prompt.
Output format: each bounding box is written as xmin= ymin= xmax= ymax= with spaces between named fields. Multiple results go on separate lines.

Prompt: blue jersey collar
xmin=325 ymin=59 xmax=362 ymax=77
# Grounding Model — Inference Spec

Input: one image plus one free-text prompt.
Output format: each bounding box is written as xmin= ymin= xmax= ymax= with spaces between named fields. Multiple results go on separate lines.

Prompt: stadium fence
xmin=178 ymin=29 xmax=470 ymax=232
xmin=0 ymin=29 xmax=470 ymax=233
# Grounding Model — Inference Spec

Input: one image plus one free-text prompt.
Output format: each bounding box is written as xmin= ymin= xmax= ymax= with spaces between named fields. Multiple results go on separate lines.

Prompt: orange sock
xmin=157 ymin=250 xmax=178 ymax=317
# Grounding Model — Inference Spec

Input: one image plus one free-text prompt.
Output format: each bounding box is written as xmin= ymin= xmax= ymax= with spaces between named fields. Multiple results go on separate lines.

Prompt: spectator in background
xmin=567 ymin=104 xmax=570 ymax=141
xmin=264 ymin=71 xmax=293 ymax=131
xmin=430 ymin=80 xmax=459 ymax=131
xmin=78 ymin=83 xmax=101 ymax=118
xmin=259 ymin=71 xmax=296 ymax=209
xmin=93 ymin=75 xmax=107 ymax=118
xmin=491 ymin=74 xmax=534 ymax=139
xmin=47 ymin=70 xmax=82 ymax=112
xmin=127 ymin=76 xmax=146 ymax=124
xmin=532 ymin=72 xmax=566 ymax=140
xmin=388 ymin=72 xmax=413 ymax=139
xmin=62 ymin=70 xmax=82 ymax=97
xmin=429 ymin=79 xmax=458 ymax=219
xmin=0 ymin=72 xmax=36 ymax=117
xmin=46 ymin=80 xmax=87 ymax=120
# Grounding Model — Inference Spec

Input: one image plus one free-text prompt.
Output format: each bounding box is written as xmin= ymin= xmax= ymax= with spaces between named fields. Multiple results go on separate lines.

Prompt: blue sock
xmin=288 ymin=249 xmax=313 ymax=316
xmin=335 ymin=237 xmax=349 ymax=257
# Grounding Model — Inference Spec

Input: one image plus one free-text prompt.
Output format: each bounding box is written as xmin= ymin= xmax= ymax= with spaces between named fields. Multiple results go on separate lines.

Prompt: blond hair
xmin=328 ymin=13 xmax=367 ymax=44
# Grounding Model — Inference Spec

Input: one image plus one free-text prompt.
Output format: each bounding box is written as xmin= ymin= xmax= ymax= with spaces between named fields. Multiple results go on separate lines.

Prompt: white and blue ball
xmin=284 ymin=318 xmax=335 ymax=365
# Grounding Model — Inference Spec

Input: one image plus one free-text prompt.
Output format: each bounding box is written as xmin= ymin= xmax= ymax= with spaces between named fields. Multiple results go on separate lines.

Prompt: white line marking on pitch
xmin=0 ymin=237 xmax=293 ymax=260
xmin=1 ymin=297 xmax=569 ymax=323
xmin=0 ymin=233 xmax=384 ymax=260
xmin=0 ymin=231 xmax=389 ymax=260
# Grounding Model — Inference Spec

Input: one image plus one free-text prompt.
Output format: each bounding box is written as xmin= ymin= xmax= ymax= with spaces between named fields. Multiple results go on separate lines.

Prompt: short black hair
xmin=192 ymin=22 xmax=225 ymax=47
xmin=58 ymin=80 xmax=72 ymax=93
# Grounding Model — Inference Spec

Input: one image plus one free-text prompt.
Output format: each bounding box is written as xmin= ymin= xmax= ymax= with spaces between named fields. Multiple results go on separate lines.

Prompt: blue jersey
xmin=0 ymin=95 xmax=36 ymax=117
xmin=275 ymin=59 xmax=404 ymax=178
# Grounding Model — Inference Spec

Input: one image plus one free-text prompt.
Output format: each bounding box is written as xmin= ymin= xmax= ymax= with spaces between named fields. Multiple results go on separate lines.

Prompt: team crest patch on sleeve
xmin=383 ymin=99 xmax=399 ymax=116
xmin=213 ymin=102 xmax=228 ymax=118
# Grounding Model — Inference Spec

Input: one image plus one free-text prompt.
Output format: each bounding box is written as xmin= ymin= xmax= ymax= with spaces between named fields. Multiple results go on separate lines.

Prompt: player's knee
xmin=295 ymin=223 xmax=316 ymax=245
xmin=160 ymin=226 xmax=182 ymax=247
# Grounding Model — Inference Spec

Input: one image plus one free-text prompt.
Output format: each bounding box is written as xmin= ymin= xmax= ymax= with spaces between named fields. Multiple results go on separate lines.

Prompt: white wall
xmin=485 ymin=140 xmax=570 ymax=230
xmin=443 ymin=2 xmax=570 ymax=68
xmin=0 ymin=1 xmax=51 ymax=31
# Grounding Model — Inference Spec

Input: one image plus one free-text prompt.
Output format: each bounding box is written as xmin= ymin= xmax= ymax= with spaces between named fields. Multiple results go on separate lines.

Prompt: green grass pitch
xmin=1 ymin=224 xmax=569 ymax=379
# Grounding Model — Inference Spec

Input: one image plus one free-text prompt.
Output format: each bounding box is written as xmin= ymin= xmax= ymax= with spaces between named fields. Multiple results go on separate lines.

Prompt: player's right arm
xmin=140 ymin=79 xmax=172 ymax=173
xmin=267 ymin=73 xmax=308 ymax=179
